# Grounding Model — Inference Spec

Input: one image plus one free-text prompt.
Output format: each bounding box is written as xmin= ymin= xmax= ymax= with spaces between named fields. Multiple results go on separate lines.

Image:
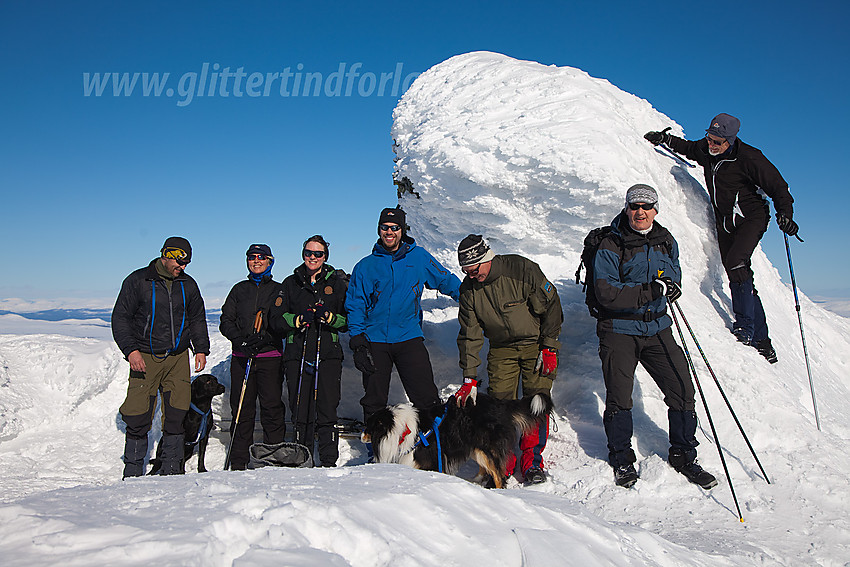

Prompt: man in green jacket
xmin=456 ymin=234 xmax=562 ymax=485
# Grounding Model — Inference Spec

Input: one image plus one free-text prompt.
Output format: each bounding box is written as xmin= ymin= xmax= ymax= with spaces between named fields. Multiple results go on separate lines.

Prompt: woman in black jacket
xmin=219 ymin=244 xmax=287 ymax=470
xmin=271 ymin=235 xmax=348 ymax=466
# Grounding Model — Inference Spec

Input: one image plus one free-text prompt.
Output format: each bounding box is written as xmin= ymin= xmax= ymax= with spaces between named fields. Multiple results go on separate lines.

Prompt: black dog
xmin=362 ymin=392 xmax=553 ymax=488
xmin=149 ymin=374 xmax=226 ymax=474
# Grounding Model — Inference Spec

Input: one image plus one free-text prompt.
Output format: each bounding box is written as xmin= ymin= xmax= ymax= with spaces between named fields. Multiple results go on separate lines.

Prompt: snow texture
xmin=1 ymin=51 xmax=848 ymax=566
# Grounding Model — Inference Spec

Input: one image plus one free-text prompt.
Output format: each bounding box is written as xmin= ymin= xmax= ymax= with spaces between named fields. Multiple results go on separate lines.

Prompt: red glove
xmin=536 ymin=349 xmax=558 ymax=376
xmin=455 ymin=378 xmax=478 ymax=407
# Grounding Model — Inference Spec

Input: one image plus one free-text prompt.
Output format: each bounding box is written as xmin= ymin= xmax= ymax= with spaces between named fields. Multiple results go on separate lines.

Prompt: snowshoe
xmin=613 ymin=464 xmax=639 ymax=488
xmin=675 ymin=461 xmax=718 ymax=489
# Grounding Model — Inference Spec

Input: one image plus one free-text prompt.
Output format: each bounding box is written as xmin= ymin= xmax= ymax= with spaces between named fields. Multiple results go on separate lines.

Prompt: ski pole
xmin=658 ymin=143 xmax=696 ymax=168
xmin=671 ymin=308 xmax=744 ymax=522
xmin=294 ymin=327 xmax=310 ymax=445
xmin=309 ymin=317 xmax=323 ymax=449
xmin=673 ymin=302 xmax=770 ymax=484
xmin=784 ymin=232 xmax=820 ymax=431
xmin=225 ymin=309 xmax=263 ymax=470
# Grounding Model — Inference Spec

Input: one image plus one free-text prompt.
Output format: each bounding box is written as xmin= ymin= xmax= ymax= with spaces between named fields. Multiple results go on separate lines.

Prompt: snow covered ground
xmin=1 ymin=52 xmax=849 ymax=566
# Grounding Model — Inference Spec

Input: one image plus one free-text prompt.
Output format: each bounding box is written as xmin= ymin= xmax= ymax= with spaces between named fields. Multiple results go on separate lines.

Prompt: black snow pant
xmin=598 ymin=327 xmax=698 ymax=467
xmin=716 ymin=216 xmax=770 ymax=342
xmin=228 ymin=355 xmax=286 ymax=470
xmin=360 ymin=337 xmax=441 ymax=422
xmin=285 ymin=358 xmax=342 ymax=467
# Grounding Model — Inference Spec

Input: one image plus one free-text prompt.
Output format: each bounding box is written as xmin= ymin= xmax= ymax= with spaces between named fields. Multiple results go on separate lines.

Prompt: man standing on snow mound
xmin=593 ymin=185 xmax=717 ymax=490
xmin=347 ymin=207 xmax=462 ymax=439
xmin=455 ymin=235 xmax=563 ymax=486
xmin=111 ymin=237 xmax=210 ymax=478
xmin=644 ymin=114 xmax=798 ymax=364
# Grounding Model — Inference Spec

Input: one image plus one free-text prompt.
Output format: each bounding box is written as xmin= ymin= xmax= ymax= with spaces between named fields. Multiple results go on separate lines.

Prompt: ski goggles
xmin=379 ymin=224 xmax=402 ymax=232
xmin=247 ymin=254 xmax=270 ymax=261
xmin=303 ymin=249 xmax=326 ymax=259
xmin=628 ymin=203 xmax=656 ymax=211
xmin=162 ymin=247 xmax=190 ymax=265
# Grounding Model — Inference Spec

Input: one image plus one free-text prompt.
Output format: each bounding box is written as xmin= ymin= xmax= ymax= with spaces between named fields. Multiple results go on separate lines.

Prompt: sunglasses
xmin=303 ymin=249 xmax=326 ymax=259
xmin=247 ymin=254 xmax=269 ymax=261
xmin=162 ymin=247 xmax=190 ymax=265
xmin=462 ymin=264 xmax=481 ymax=277
xmin=628 ymin=203 xmax=656 ymax=211
xmin=706 ymin=135 xmax=726 ymax=146
xmin=379 ymin=224 xmax=402 ymax=232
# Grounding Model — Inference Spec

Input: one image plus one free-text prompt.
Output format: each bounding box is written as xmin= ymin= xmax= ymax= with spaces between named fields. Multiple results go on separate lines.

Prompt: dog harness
xmin=185 ymin=402 xmax=212 ymax=447
xmin=399 ymin=404 xmax=448 ymax=473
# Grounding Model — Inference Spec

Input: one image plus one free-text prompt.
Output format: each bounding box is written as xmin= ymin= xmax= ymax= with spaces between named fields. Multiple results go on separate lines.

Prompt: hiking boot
xmin=755 ymin=339 xmax=778 ymax=364
xmin=524 ymin=466 xmax=547 ymax=485
xmin=732 ymin=327 xmax=753 ymax=345
xmin=122 ymin=435 xmax=148 ymax=479
xmin=674 ymin=461 xmax=718 ymax=489
xmin=613 ymin=464 xmax=639 ymax=488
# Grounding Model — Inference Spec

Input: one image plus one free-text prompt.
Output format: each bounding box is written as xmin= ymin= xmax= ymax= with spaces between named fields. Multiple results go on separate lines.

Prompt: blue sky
xmin=1 ymin=1 xmax=848 ymax=305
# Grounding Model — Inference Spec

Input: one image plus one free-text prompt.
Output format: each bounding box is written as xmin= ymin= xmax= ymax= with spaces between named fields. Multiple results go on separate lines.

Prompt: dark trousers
xmin=285 ymin=358 xmax=342 ymax=466
xmin=716 ymin=217 xmax=770 ymax=341
xmin=598 ymin=327 xmax=697 ymax=467
xmin=360 ymin=337 xmax=441 ymax=422
xmin=228 ymin=356 xmax=286 ymax=469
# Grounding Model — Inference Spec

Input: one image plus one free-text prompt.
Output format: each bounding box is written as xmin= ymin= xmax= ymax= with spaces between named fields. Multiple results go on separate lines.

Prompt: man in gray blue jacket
xmin=347 ymin=207 xmax=461 ymax=423
xmin=593 ymin=185 xmax=716 ymax=490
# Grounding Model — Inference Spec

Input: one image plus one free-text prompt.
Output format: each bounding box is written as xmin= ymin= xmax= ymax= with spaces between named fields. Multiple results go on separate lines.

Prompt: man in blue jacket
xmin=593 ymin=185 xmax=716 ymax=490
xmin=347 ymin=207 xmax=461 ymax=424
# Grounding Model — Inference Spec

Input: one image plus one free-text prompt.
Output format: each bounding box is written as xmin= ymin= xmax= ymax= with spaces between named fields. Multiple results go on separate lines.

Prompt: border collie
xmin=362 ymin=392 xmax=553 ymax=488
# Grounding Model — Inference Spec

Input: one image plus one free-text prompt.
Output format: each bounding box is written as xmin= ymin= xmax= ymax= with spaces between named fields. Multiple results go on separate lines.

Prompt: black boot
xmin=122 ymin=435 xmax=148 ymax=479
xmin=317 ymin=425 xmax=340 ymax=467
xmin=613 ymin=464 xmax=639 ymax=488
xmin=755 ymin=338 xmax=778 ymax=364
xmin=158 ymin=434 xmax=185 ymax=475
xmin=669 ymin=449 xmax=718 ymax=489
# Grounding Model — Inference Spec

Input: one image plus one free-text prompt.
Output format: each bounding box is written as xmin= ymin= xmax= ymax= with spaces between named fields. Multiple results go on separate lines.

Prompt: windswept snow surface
xmin=1 ymin=51 xmax=849 ymax=565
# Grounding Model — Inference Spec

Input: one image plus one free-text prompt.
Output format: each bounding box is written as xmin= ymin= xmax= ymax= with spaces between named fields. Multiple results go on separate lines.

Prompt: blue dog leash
xmin=186 ymin=401 xmax=212 ymax=447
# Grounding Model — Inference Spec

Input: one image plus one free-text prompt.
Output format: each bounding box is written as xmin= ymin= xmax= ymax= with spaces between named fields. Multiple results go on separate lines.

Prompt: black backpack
xmin=575 ymin=226 xmax=620 ymax=318
xmin=575 ymin=225 xmax=675 ymax=319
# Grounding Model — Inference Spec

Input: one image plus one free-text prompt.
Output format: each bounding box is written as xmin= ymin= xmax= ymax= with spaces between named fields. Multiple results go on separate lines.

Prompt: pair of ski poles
xmin=224 ymin=309 xmax=264 ymax=471
xmin=295 ymin=302 xmax=324 ymax=447
xmin=670 ymin=302 xmax=769 ymax=523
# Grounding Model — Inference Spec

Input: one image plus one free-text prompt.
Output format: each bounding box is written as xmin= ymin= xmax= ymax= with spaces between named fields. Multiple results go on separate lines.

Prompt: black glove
xmin=349 ymin=334 xmax=376 ymax=374
xmin=295 ymin=305 xmax=316 ymax=329
xmin=776 ymin=213 xmax=799 ymax=237
xmin=240 ymin=330 xmax=269 ymax=356
xmin=644 ymin=126 xmax=671 ymax=146
xmin=315 ymin=305 xmax=336 ymax=325
xmin=652 ymin=276 xmax=682 ymax=303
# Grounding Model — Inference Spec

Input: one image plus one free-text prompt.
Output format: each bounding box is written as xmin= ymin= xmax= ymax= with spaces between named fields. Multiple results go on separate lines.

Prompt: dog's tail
xmin=512 ymin=392 xmax=554 ymax=433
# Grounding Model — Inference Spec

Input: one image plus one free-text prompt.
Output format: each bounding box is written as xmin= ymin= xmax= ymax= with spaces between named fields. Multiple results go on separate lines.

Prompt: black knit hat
xmin=246 ymin=244 xmax=273 ymax=258
xmin=457 ymin=234 xmax=496 ymax=267
xmin=378 ymin=207 xmax=406 ymax=227
xmin=161 ymin=236 xmax=192 ymax=264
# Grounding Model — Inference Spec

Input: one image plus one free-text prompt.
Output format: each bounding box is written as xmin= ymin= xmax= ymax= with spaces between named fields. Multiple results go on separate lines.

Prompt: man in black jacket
xmin=644 ymin=114 xmax=798 ymax=363
xmin=112 ymin=236 xmax=210 ymax=478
